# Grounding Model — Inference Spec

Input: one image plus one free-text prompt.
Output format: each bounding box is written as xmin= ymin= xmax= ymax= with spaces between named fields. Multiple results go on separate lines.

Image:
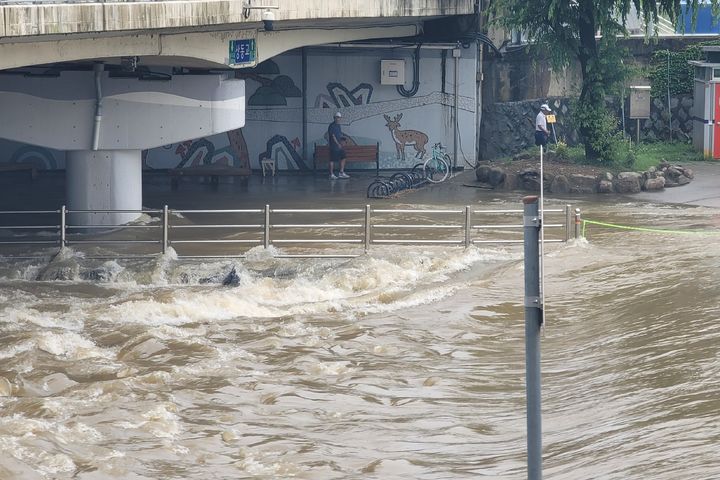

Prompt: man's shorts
xmin=330 ymin=148 xmax=347 ymax=162
xmin=534 ymin=131 xmax=548 ymax=147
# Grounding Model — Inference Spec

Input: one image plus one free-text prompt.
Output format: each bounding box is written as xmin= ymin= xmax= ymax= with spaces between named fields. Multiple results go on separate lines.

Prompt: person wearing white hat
xmin=535 ymin=103 xmax=552 ymax=147
xmin=327 ymin=112 xmax=349 ymax=179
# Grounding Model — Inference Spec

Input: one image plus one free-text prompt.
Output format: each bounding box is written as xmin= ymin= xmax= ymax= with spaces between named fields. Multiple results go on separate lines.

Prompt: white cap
xmin=334 ymin=112 xmax=342 ymax=118
xmin=540 ymin=103 xmax=551 ymax=111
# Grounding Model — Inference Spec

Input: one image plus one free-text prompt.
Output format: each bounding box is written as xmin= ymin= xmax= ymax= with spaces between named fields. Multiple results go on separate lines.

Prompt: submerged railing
xmin=0 ymin=204 xmax=581 ymax=259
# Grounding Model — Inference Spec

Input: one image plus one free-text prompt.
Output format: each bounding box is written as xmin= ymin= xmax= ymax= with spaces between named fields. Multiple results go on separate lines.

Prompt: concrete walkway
xmin=632 ymin=162 xmax=720 ymax=208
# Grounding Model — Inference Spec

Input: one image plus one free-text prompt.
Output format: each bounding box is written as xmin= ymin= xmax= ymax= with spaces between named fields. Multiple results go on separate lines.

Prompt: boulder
xmin=488 ymin=167 xmax=507 ymax=186
xmin=550 ymin=175 xmax=570 ymax=194
xmin=222 ymin=267 xmax=241 ymax=286
xmin=643 ymin=176 xmax=666 ymax=191
xmin=614 ymin=172 xmax=642 ymax=194
xmin=519 ymin=168 xmax=541 ymax=192
xmin=37 ymin=260 xmax=79 ymax=281
xmin=475 ymin=164 xmax=507 ymax=188
xmin=677 ymin=166 xmax=694 ymax=179
xmin=666 ymin=175 xmax=691 ymax=187
xmin=569 ymin=174 xmax=599 ymax=194
xmin=475 ymin=165 xmax=492 ymax=183
xmin=598 ymin=180 xmax=614 ymax=193
xmin=664 ymin=166 xmax=682 ymax=181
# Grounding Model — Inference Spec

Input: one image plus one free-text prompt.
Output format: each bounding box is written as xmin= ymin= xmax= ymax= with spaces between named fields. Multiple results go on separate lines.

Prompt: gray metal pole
xmin=60 ymin=205 xmax=66 ymax=249
xmin=523 ymin=195 xmax=543 ymax=480
xmin=364 ymin=204 xmax=371 ymax=253
xmin=302 ymin=47 xmax=308 ymax=164
xmin=574 ymin=208 xmax=582 ymax=240
xmin=464 ymin=205 xmax=471 ymax=248
xmin=453 ymin=48 xmax=460 ymax=169
xmin=564 ymin=204 xmax=572 ymax=242
xmin=667 ymin=50 xmax=672 ymax=141
xmin=162 ymin=205 xmax=169 ymax=254
xmin=264 ymin=204 xmax=270 ymax=249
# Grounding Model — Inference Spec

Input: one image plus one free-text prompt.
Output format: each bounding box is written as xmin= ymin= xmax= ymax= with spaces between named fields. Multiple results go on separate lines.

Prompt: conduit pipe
xmin=453 ymin=47 xmax=460 ymax=169
xmin=91 ymin=62 xmax=104 ymax=151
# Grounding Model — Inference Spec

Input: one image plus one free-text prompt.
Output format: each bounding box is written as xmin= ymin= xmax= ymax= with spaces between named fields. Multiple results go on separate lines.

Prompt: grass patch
xmin=488 ymin=141 xmax=704 ymax=173
xmin=631 ymin=142 xmax=705 ymax=171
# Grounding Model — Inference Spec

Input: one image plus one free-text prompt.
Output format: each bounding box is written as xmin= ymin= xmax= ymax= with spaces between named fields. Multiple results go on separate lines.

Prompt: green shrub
xmin=554 ymin=141 xmax=570 ymax=160
xmin=649 ymin=41 xmax=720 ymax=98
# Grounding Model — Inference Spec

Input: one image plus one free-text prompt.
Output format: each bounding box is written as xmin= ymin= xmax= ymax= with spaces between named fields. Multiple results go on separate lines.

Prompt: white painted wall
xmin=0 ymin=44 xmax=478 ymax=173
xmin=142 ymin=45 xmax=478 ymax=172
xmin=305 ymin=46 xmax=477 ymax=170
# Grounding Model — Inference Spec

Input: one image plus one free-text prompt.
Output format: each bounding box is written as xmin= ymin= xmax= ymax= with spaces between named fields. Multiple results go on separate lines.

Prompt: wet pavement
xmin=631 ymin=161 xmax=720 ymax=208
xmin=2 ymin=161 xmax=719 ymax=212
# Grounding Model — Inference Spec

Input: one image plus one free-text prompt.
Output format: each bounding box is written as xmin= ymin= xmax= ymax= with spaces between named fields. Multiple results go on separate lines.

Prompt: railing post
xmin=60 ymin=205 xmax=66 ymax=250
xmin=464 ymin=205 xmax=471 ymax=248
xmin=364 ymin=204 xmax=371 ymax=253
xmin=264 ymin=204 xmax=271 ymax=248
xmin=523 ymin=195 xmax=543 ymax=480
xmin=162 ymin=205 xmax=169 ymax=254
xmin=564 ymin=204 xmax=572 ymax=242
xmin=574 ymin=208 xmax=582 ymax=239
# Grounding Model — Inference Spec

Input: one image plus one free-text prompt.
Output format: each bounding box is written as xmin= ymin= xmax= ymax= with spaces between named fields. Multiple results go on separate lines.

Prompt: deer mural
xmin=383 ymin=113 xmax=429 ymax=161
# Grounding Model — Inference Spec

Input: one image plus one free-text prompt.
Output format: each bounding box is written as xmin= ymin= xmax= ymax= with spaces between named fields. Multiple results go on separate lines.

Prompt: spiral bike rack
xmin=367 ymin=162 xmax=448 ymax=199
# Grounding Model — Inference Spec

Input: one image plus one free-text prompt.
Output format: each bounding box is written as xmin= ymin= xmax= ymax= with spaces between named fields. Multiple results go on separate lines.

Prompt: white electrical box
xmin=380 ymin=60 xmax=405 ymax=85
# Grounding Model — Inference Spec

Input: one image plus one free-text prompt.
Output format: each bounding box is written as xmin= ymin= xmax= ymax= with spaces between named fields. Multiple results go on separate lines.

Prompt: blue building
xmin=678 ymin=1 xmax=720 ymax=34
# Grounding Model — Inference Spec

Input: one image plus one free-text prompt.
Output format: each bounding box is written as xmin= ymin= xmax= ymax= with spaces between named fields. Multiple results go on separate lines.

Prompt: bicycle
xmin=422 ymin=143 xmax=451 ymax=183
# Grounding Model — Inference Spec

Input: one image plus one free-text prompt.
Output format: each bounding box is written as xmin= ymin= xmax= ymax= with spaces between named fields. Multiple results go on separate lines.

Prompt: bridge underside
xmin=0 ymin=14 xmax=481 ymax=226
xmin=0 ymin=19 xmax=423 ymax=71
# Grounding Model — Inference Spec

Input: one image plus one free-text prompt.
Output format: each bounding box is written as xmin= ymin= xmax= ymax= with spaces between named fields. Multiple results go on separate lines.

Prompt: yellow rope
xmin=582 ymin=219 xmax=720 ymax=236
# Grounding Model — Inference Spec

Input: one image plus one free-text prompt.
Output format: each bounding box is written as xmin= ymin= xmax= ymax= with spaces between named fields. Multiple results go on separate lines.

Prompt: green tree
xmin=490 ymin=0 xmax=718 ymax=163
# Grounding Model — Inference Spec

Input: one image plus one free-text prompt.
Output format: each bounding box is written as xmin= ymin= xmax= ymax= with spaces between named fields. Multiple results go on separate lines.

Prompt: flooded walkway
xmin=1 ymin=163 xmax=719 ymax=479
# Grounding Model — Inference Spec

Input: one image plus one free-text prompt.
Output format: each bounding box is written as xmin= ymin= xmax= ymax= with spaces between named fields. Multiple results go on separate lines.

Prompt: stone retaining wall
xmin=480 ymin=94 xmax=695 ymax=159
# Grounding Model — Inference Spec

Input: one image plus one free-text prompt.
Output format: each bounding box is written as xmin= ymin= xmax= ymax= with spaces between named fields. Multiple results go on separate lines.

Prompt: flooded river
xmin=0 ymin=171 xmax=719 ymax=479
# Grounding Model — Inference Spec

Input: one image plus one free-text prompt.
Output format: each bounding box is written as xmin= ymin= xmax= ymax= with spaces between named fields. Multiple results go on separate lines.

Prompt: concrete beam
xmin=257 ymin=25 xmax=420 ymax=62
xmin=0 ymin=34 xmax=162 ymax=70
xmin=0 ymin=24 xmax=420 ymax=70
xmin=3 ymin=3 xmax=104 ymax=36
xmin=0 ymin=0 xmax=473 ymax=37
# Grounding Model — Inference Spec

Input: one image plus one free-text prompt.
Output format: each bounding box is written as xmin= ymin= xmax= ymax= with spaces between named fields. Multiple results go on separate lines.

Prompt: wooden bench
xmin=313 ymin=143 xmax=380 ymax=174
xmin=168 ymin=165 xmax=251 ymax=190
xmin=0 ymin=162 xmax=37 ymax=180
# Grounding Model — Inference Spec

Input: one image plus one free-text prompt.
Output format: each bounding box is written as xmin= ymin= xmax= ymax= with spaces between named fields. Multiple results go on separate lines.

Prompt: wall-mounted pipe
xmin=91 ymin=62 xmax=104 ymax=151
xmin=397 ymin=44 xmax=421 ymax=98
xmin=453 ymin=47 xmax=460 ymax=169
xmin=441 ymin=49 xmax=447 ymax=94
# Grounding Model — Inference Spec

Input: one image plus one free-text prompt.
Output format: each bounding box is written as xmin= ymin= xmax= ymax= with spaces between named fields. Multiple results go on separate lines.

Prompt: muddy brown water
xmin=1 ymin=169 xmax=719 ymax=479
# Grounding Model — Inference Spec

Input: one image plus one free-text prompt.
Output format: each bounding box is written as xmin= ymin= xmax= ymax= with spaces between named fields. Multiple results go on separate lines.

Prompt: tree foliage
xmin=490 ymin=0 xmax=719 ymax=162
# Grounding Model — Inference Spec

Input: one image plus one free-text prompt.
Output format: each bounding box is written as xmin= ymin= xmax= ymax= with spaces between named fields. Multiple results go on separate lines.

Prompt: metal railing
xmin=0 ymin=204 xmax=582 ymax=259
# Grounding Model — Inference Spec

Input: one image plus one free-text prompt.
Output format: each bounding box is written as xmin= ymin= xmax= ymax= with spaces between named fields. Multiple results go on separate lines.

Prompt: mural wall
xmin=0 ymin=45 xmax=478 ymax=173
xmin=305 ymin=46 xmax=478 ymax=170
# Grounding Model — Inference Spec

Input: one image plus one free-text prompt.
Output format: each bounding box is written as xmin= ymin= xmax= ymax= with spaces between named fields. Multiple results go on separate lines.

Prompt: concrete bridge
xmin=0 ymin=0 xmax=480 ymax=225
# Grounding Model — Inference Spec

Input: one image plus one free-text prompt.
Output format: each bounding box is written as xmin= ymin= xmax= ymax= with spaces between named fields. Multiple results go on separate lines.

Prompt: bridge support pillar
xmin=66 ymin=150 xmax=142 ymax=226
xmin=0 ymin=71 xmax=245 ymax=226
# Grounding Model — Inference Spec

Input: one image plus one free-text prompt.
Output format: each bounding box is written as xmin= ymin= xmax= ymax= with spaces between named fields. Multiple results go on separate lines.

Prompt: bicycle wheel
xmin=367 ymin=180 xmax=384 ymax=198
xmin=424 ymin=158 xmax=450 ymax=183
xmin=411 ymin=163 xmax=425 ymax=177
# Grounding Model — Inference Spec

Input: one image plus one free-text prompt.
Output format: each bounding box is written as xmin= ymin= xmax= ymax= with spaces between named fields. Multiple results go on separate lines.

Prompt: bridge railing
xmin=0 ymin=204 xmax=580 ymax=259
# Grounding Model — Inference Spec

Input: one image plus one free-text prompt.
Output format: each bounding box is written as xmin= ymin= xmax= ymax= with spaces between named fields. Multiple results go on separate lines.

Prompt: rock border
xmin=474 ymin=160 xmax=694 ymax=194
